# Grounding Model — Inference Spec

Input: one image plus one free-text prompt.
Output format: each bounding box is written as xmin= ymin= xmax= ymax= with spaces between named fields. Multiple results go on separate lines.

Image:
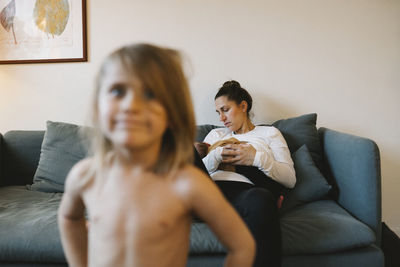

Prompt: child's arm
xmin=58 ymin=160 xmax=91 ymax=267
xmin=184 ymin=167 xmax=256 ymax=267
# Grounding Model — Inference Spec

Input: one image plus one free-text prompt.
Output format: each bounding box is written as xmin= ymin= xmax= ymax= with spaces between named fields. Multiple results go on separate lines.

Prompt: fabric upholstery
xmin=195 ymin=124 xmax=220 ymax=142
xmin=0 ymin=186 xmax=227 ymax=261
xmin=272 ymin=113 xmax=323 ymax=170
xmin=280 ymin=200 xmax=376 ymax=255
xmin=1 ymin=131 xmax=44 ymax=187
xmin=0 ymin=121 xmax=383 ymax=267
xmin=170 ymin=200 xmax=377 ymax=256
xmin=0 ymin=186 xmax=65 ymax=262
xmin=187 ymin=245 xmax=384 ymax=267
xmin=318 ymin=127 xmax=382 ymax=245
xmin=282 ymin=245 xmax=383 ymax=267
xmin=187 ymin=255 xmax=225 ymax=267
xmin=280 ymin=145 xmax=331 ymax=214
xmin=190 ymin=223 xmax=226 ymax=253
xmin=29 ymin=121 xmax=91 ymax=193
xmin=0 ymin=187 xmax=375 ymax=260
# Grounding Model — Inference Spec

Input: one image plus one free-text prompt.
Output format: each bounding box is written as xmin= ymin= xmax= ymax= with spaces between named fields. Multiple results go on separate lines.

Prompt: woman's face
xmin=97 ymin=61 xmax=168 ymax=151
xmin=215 ymin=96 xmax=248 ymax=133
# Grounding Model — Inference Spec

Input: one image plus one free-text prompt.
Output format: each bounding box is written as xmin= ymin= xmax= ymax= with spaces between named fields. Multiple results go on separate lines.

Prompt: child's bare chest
xmin=85 ymin=173 xmax=189 ymax=241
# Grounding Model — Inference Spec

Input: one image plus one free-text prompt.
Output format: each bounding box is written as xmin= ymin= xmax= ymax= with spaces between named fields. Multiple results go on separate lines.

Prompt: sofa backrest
xmin=0 ymin=131 xmax=44 ymax=186
xmin=1 ymin=113 xmax=323 ymax=187
xmin=0 ymin=126 xmax=229 ymax=187
xmin=195 ymin=125 xmax=221 ymax=142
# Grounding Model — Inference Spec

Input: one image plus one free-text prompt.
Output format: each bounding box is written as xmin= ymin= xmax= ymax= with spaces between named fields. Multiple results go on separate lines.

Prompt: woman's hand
xmin=221 ymin=143 xmax=256 ymax=166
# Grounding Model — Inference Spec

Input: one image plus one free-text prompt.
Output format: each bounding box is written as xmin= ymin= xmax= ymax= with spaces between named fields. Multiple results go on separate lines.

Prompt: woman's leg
xmin=216 ymin=181 xmax=281 ymax=267
xmin=235 ymin=187 xmax=281 ymax=267
xmin=215 ymin=181 xmax=254 ymax=201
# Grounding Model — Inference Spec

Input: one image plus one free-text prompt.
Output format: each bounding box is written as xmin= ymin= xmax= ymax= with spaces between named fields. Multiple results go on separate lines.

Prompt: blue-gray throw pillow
xmin=280 ymin=145 xmax=331 ymax=214
xmin=28 ymin=121 xmax=91 ymax=193
xmin=272 ymin=113 xmax=323 ymax=170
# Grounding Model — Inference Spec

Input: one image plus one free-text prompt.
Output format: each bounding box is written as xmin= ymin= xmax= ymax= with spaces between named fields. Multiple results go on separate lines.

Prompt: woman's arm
xmin=252 ymin=127 xmax=296 ymax=188
xmin=202 ymin=147 xmax=224 ymax=173
xmin=253 ymin=146 xmax=296 ymax=188
xmin=58 ymin=161 xmax=90 ymax=267
xmin=220 ymin=127 xmax=296 ymax=188
xmin=201 ymin=129 xmax=226 ymax=173
xmin=184 ymin=167 xmax=255 ymax=267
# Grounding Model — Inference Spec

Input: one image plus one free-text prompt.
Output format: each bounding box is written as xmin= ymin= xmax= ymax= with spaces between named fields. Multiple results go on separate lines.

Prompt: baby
xmin=58 ymin=43 xmax=255 ymax=267
xmin=195 ymin=138 xmax=247 ymax=172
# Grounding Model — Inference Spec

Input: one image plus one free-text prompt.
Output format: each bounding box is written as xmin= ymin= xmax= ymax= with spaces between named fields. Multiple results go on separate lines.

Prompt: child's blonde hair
xmin=89 ymin=43 xmax=196 ymax=175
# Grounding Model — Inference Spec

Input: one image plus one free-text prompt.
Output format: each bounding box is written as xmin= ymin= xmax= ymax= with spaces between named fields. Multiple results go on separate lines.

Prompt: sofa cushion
xmin=1 ymin=131 xmax=45 ymax=187
xmin=280 ymin=145 xmax=331 ymax=214
xmin=280 ymin=200 xmax=376 ymax=255
xmin=190 ymin=223 xmax=226 ymax=254
xmin=0 ymin=187 xmax=376 ymax=261
xmin=272 ymin=113 xmax=323 ymax=170
xmin=181 ymin=200 xmax=377 ymax=256
xmin=0 ymin=186 xmax=65 ymax=262
xmin=0 ymin=186 xmax=226 ymax=261
xmin=195 ymin=125 xmax=221 ymax=142
xmin=29 ymin=121 xmax=91 ymax=193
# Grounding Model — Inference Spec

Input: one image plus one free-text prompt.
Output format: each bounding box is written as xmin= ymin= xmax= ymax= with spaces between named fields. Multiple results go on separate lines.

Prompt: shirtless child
xmin=58 ymin=43 xmax=255 ymax=267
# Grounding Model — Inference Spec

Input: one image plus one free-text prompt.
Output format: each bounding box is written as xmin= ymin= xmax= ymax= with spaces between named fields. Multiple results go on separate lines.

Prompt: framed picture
xmin=0 ymin=0 xmax=87 ymax=64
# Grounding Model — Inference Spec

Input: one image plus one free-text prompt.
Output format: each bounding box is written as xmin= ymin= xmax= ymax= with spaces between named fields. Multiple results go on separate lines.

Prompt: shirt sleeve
xmin=252 ymin=127 xmax=296 ymax=188
xmin=202 ymin=147 xmax=223 ymax=173
xmin=202 ymin=129 xmax=224 ymax=173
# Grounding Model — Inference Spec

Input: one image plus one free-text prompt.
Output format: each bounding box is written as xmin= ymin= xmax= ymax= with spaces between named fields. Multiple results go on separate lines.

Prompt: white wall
xmin=1 ymin=0 xmax=399 ymax=235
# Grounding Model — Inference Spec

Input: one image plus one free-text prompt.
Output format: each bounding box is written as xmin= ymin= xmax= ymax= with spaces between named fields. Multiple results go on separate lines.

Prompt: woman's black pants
xmin=216 ymin=181 xmax=282 ymax=267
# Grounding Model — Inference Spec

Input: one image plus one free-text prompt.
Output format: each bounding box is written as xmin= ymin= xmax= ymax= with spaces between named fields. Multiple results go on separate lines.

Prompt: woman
xmin=195 ymin=80 xmax=296 ymax=267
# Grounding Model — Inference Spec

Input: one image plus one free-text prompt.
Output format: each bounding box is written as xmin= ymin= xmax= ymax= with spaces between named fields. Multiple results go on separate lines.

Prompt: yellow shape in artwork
xmin=34 ymin=0 xmax=70 ymax=37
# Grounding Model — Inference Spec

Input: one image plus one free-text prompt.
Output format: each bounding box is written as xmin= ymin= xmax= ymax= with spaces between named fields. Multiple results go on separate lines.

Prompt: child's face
xmin=97 ymin=61 xmax=168 ymax=151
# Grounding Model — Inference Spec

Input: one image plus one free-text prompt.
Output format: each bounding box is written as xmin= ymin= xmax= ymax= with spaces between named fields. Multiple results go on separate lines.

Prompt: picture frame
xmin=0 ymin=0 xmax=87 ymax=64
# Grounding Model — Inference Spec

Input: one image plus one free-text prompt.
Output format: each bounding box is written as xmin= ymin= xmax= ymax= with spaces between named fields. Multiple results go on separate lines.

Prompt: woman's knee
xmin=239 ymin=188 xmax=276 ymax=205
xmin=235 ymin=188 xmax=279 ymax=216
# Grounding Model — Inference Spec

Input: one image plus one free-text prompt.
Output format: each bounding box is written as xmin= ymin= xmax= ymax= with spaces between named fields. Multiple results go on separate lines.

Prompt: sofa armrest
xmin=318 ymin=127 xmax=382 ymax=245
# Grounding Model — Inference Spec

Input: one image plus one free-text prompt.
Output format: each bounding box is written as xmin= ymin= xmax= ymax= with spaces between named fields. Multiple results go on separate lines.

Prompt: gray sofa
xmin=0 ymin=114 xmax=384 ymax=267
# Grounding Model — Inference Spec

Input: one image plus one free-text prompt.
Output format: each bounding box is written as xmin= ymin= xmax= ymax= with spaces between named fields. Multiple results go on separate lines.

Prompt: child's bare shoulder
xmin=176 ymin=165 xmax=209 ymax=183
xmin=174 ymin=165 xmax=215 ymax=196
xmin=174 ymin=165 xmax=228 ymax=219
xmin=64 ymin=157 xmax=95 ymax=194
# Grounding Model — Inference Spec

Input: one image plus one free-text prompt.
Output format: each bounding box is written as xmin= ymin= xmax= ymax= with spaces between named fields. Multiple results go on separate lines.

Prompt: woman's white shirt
xmin=202 ymin=126 xmax=296 ymax=188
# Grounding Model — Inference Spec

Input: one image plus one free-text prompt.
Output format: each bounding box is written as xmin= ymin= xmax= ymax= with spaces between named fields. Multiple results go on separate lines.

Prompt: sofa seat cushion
xmin=0 ymin=186 xmax=226 ymax=263
xmin=0 ymin=186 xmax=227 ymax=259
xmin=0 ymin=186 xmax=65 ymax=262
xmin=0 ymin=187 xmax=376 ymax=260
xmin=189 ymin=200 xmax=376 ymax=256
xmin=280 ymin=200 xmax=376 ymax=255
xmin=190 ymin=223 xmax=226 ymax=254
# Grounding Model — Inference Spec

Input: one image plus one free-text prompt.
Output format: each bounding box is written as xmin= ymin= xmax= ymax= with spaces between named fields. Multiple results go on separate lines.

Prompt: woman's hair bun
xmin=215 ymin=80 xmax=253 ymax=116
xmin=222 ymin=80 xmax=241 ymax=88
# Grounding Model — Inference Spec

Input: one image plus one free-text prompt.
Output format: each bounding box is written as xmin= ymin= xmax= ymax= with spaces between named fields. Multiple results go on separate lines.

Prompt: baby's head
xmin=91 ymin=43 xmax=196 ymax=174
